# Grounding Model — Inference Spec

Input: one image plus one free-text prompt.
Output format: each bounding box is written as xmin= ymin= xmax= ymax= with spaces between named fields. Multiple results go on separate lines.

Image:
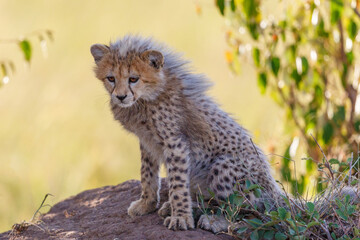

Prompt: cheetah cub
xmin=90 ymin=35 xmax=283 ymax=232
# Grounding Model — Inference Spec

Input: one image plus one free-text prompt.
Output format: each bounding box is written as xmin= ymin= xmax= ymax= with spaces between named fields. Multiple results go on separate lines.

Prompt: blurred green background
xmin=0 ymin=0 xmax=282 ymax=231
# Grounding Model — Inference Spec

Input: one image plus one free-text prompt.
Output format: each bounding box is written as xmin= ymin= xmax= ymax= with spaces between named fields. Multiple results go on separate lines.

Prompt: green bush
xmin=197 ymin=153 xmax=359 ymax=239
xmin=215 ymin=0 xmax=360 ymax=194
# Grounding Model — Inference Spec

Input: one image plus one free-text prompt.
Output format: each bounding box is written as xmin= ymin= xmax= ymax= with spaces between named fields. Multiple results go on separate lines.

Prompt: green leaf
xmin=19 ymin=39 xmax=32 ymax=62
xmin=246 ymin=179 xmax=252 ymax=188
xmin=347 ymin=205 xmax=355 ymax=215
xmin=257 ymin=72 xmax=267 ymax=94
xmin=230 ymin=50 xmax=242 ymax=74
xmin=216 ymin=207 xmax=222 ymax=216
xmin=279 ymin=20 xmax=287 ymax=41
xmin=351 ymin=179 xmax=359 ymax=185
xmin=228 ymin=194 xmax=235 ymax=204
xmin=330 ymin=0 xmax=343 ymax=24
xmin=275 ymin=232 xmax=287 ymax=240
xmin=264 ymin=230 xmax=275 ymax=239
xmin=298 ymin=226 xmax=307 ymax=233
xmin=258 ymin=230 xmax=265 ymax=239
xmin=254 ymin=188 xmax=262 ymax=198
xmin=244 ymin=218 xmax=263 ymax=227
xmin=290 ymin=69 xmax=301 ymax=86
xmin=329 ymin=158 xmax=339 ymax=165
xmin=355 ymin=120 xmax=360 ymax=132
xmin=313 ymin=85 xmax=323 ymax=106
xmin=301 ymin=57 xmax=309 ymax=75
xmin=289 ymin=227 xmax=296 ymax=236
xmin=322 ymin=122 xmax=333 ymax=144
xmin=306 ymin=202 xmax=315 ymax=212
xmin=285 ymin=210 xmax=291 ymax=219
xmin=253 ymin=48 xmax=260 ymax=67
xmin=270 ymin=211 xmax=278 ymax=217
xmin=216 ymin=0 xmax=225 ymax=16
xmin=286 ymin=45 xmax=296 ymax=64
xmin=234 ymin=195 xmax=244 ymax=206
xmin=330 ymin=9 xmax=340 ymax=24
xmin=347 ymin=18 xmax=357 ymax=40
xmin=243 ymin=0 xmax=257 ymax=18
xmin=307 ymin=221 xmax=320 ymax=228
xmin=346 ymin=51 xmax=354 ymax=65
xmin=250 ymin=230 xmax=259 ymax=240
xmin=317 ymin=19 xmax=329 ymax=37
xmin=0 ymin=63 xmax=6 ymax=76
xmin=230 ymin=0 xmax=236 ymax=12
xmin=305 ymin=108 xmax=317 ymax=133
xmin=247 ymin=23 xmax=259 ymax=40
xmin=278 ymin=207 xmax=287 ymax=220
xmin=306 ymin=159 xmax=314 ymax=172
xmin=237 ymin=226 xmax=248 ymax=234
xmin=345 ymin=194 xmax=350 ymax=204
xmin=333 ymin=106 xmax=345 ymax=126
xmin=341 ymin=63 xmax=348 ymax=88
xmin=336 ymin=209 xmax=348 ymax=220
xmin=270 ymin=57 xmax=280 ymax=77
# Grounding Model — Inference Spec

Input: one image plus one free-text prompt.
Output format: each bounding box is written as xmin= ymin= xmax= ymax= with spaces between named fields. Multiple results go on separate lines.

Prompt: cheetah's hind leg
xmin=196 ymin=155 xmax=241 ymax=233
xmin=158 ymin=201 xmax=171 ymax=218
xmin=197 ymin=214 xmax=229 ymax=233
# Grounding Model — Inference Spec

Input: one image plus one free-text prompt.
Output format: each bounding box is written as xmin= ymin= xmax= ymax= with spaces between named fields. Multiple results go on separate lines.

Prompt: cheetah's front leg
xmin=163 ymin=137 xmax=194 ymax=230
xmin=128 ymin=145 xmax=160 ymax=217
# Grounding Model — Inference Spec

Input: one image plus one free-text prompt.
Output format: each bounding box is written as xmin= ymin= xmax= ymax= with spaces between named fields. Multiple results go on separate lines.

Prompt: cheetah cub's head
xmin=90 ymin=44 xmax=165 ymax=108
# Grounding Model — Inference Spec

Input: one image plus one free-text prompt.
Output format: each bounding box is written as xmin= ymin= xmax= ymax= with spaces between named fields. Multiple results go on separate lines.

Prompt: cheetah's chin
xmin=116 ymin=101 xmax=136 ymax=108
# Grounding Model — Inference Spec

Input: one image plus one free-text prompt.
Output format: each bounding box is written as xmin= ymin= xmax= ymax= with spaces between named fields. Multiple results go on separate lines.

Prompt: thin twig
xmin=320 ymin=221 xmax=333 ymax=240
xmin=310 ymin=134 xmax=334 ymax=181
xmin=0 ymin=29 xmax=53 ymax=44
xmin=337 ymin=19 xmax=347 ymax=64
xmin=347 ymin=152 xmax=353 ymax=186
xmin=353 ymin=7 xmax=360 ymax=19
xmin=266 ymin=153 xmax=294 ymax=162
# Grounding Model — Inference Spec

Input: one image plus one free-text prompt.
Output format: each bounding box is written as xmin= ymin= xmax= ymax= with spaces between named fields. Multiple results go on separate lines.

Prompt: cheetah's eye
xmin=129 ymin=76 xmax=139 ymax=84
xmin=106 ymin=76 xmax=115 ymax=82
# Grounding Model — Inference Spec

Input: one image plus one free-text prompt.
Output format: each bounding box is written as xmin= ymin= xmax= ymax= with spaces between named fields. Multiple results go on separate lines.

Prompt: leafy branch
xmin=0 ymin=29 xmax=53 ymax=87
xmin=214 ymin=0 xmax=360 ymax=193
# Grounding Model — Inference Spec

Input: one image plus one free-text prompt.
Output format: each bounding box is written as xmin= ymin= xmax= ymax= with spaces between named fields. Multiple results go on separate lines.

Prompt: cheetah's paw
xmin=127 ymin=199 xmax=157 ymax=217
xmin=197 ymin=214 xmax=229 ymax=233
xmin=164 ymin=215 xmax=194 ymax=231
xmin=158 ymin=201 xmax=171 ymax=218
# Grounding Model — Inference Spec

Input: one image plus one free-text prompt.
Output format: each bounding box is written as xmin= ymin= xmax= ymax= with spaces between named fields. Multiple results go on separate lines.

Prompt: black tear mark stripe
xmin=129 ymin=84 xmax=135 ymax=96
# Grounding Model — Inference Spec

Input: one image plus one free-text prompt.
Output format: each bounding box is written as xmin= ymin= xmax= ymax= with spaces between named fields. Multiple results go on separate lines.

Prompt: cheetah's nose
xmin=116 ymin=95 xmax=127 ymax=101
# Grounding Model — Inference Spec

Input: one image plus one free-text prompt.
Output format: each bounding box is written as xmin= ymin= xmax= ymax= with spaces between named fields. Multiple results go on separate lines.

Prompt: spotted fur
xmin=90 ymin=35 xmax=283 ymax=232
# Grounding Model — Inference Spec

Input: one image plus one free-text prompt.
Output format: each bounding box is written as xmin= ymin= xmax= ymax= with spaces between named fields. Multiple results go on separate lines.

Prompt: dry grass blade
xmin=30 ymin=193 xmax=53 ymax=222
xmin=310 ymin=134 xmax=334 ymax=181
xmin=8 ymin=193 xmax=53 ymax=238
xmin=250 ymin=138 xmax=260 ymax=157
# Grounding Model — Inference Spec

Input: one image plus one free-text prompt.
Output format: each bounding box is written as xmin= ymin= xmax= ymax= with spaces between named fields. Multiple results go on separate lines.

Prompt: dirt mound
xmin=0 ymin=179 xmax=233 ymax=240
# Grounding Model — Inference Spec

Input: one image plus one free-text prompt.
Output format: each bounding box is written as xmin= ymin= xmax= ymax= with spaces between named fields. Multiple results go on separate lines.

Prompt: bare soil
xmin=0 ymin=179 xmax=234 ymax=240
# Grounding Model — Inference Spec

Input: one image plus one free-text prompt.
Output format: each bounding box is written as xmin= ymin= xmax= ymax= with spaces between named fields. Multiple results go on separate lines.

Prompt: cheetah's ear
xmin=90 ymin=44 xmax=110 ymax=63
xmin=140 ymin=50 xmax=164 ymax=69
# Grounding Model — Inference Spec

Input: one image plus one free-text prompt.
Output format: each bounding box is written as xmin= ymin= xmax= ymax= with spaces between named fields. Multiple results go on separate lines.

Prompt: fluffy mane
xmin=109 ymin=35 xmax=213 ymax=99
